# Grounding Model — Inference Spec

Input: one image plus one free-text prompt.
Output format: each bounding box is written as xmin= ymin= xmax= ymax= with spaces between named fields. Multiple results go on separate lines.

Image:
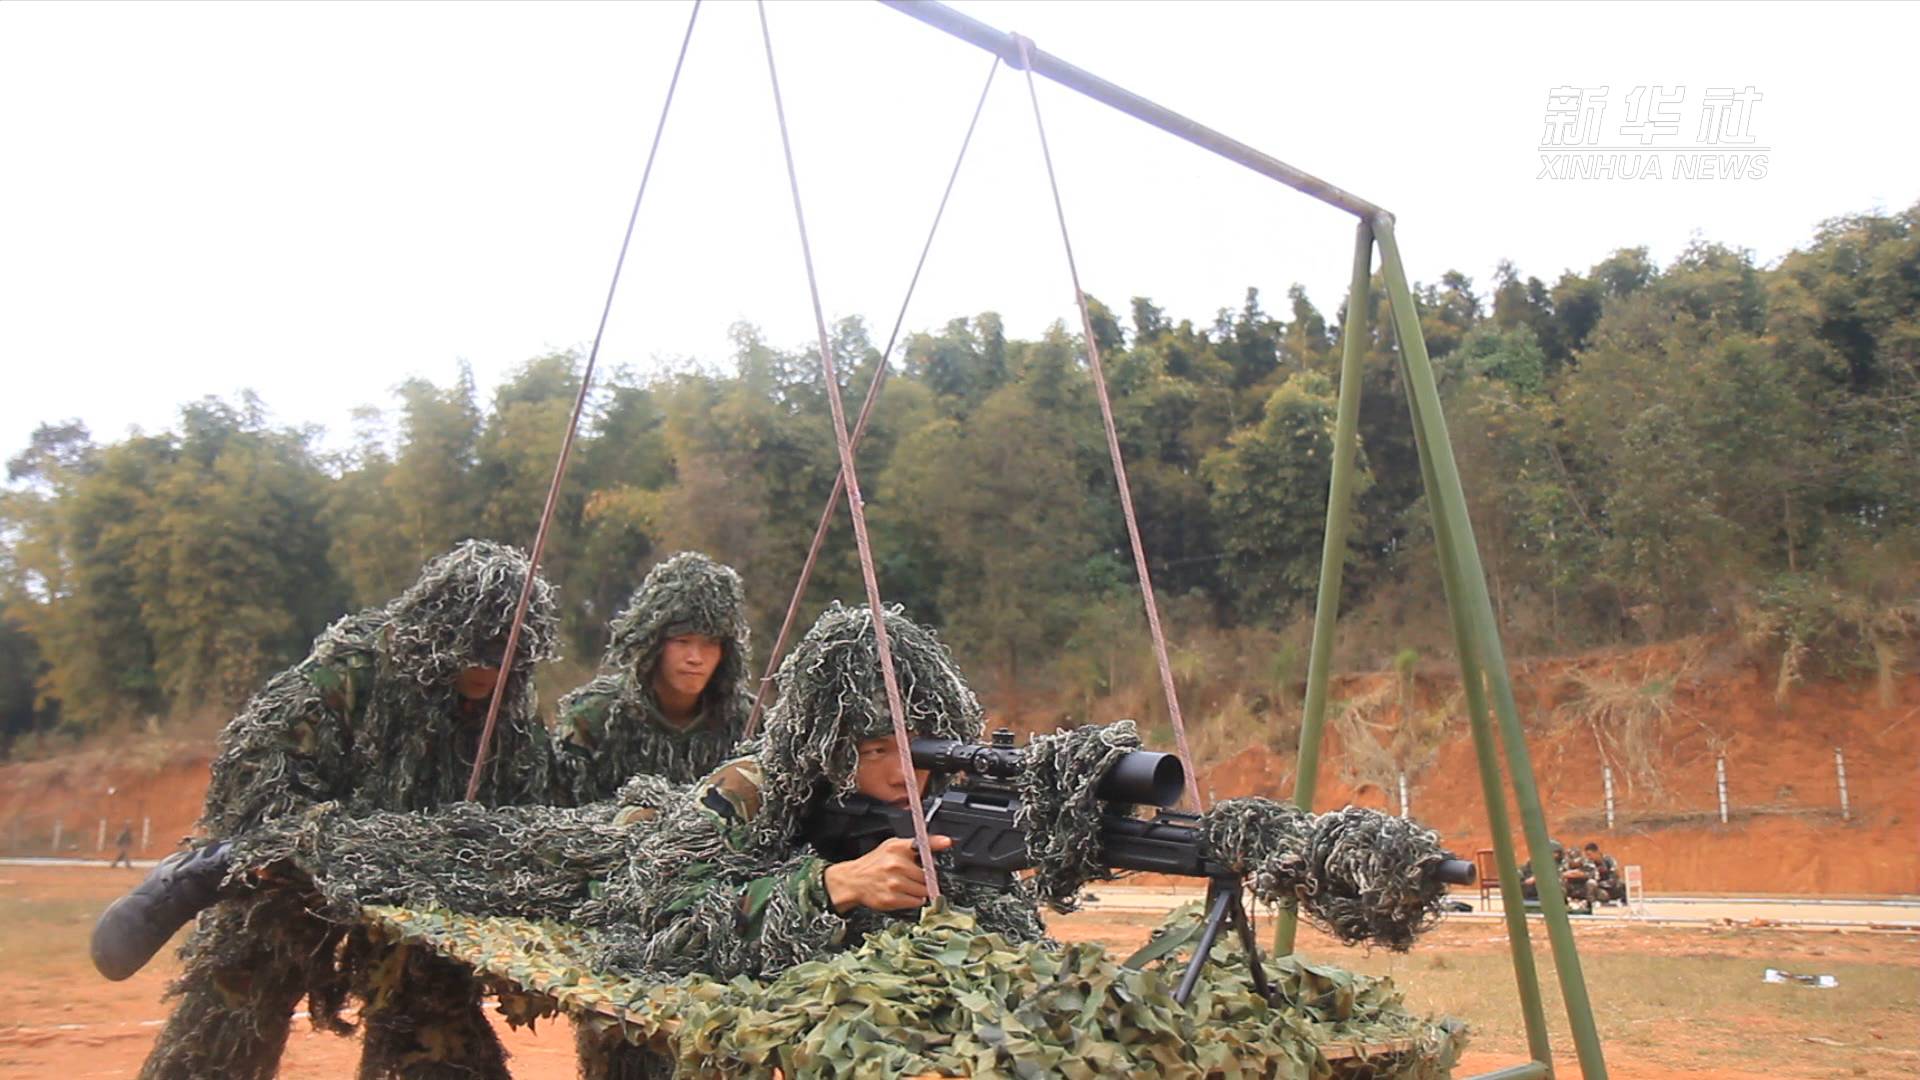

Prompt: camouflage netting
xmin=1017 ymin=719 xmax=1149 ymax=911
xmin=362 ymin=901 xmax=1465 ymax=1080
xmin=555 ymin=552 xmax=755 ymax=798
xmin=1202 ymin=800 xmax=1454 ymax=952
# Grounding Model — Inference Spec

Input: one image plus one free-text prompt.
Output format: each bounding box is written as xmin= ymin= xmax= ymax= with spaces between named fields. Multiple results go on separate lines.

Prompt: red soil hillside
xmin=4 ymin=641 xmax=1915 ymax=895
xmin=1192 ymin=645 xmax=1918 ymax=896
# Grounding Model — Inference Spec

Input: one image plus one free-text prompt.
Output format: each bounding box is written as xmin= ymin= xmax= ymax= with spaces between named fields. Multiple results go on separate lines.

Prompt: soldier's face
xmin=455 ymin=666 xmax=502 ymax=701
xmin=852 ymin=736 xmax=930 ymax=808
xmin=653 ymin=634 xmax=722 ymax=700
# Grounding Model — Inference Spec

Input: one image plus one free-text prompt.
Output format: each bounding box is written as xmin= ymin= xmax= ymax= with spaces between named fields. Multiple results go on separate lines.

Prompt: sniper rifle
xmin=803 ymin=729 xmax=1476 ymax=1003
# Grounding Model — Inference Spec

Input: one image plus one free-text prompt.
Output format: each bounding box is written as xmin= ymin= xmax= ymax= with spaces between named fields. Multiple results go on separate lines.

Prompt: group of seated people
xmin=1520 ymin=839 xmax=1627 ymax=907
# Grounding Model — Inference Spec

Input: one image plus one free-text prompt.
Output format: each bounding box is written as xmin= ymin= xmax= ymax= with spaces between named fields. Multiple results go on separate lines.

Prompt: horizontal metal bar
xmin=877 ymin=0 xmax=1390 ymax=222
xmin=1466 ymin=1063 xmax=1553 ymax=1080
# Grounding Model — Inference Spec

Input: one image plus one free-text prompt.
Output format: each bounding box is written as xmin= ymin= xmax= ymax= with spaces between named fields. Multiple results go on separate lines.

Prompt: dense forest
xmin=1 ymin=206 xmax=1914 ymax=755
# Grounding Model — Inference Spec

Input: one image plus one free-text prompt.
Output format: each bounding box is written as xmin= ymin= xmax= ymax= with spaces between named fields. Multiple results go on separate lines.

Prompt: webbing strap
xmin=465 ymin=0 xmax=703 ymax=801
xmin=744 ymin=54 xmax=1002 ymax=739
xmin=757 ymin=1 xmax=939 ymax=899
xmin=1013 ymin=35 xmax=1201 ymax=810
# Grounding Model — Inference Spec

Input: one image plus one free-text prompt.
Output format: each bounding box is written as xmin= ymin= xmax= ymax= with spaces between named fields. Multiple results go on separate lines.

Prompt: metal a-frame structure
xmin=883 ymin=4 xmax=1608 ymax=1078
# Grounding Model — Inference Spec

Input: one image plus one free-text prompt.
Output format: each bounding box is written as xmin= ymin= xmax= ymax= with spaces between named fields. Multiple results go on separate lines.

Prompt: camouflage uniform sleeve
xmin=594 ymin=759 xmax=849 ymax=981
xmin=199 ymin=658 xmax=360 ymax=838
xmin=551 ymin=682 xmax=616 ymax=807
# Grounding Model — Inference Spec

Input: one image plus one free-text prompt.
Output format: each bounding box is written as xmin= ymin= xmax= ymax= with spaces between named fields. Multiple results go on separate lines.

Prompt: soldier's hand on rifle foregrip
xmin=824 ymin=834 xmax=953 ymax=913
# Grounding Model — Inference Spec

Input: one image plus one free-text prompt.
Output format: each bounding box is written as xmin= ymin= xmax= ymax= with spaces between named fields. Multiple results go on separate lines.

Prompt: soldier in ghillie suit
xmin=553 ymin=552 xmax=753 ymax=802
xmin=576 ymin=602 xmax=1044 ymax=1077
xmin=136 ymin=540 xmax=562 ymax=1080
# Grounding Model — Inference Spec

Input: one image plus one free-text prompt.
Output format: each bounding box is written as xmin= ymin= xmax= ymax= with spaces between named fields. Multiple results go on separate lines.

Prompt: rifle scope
xmin=910 ymin=733 xmax=1187 ymax=808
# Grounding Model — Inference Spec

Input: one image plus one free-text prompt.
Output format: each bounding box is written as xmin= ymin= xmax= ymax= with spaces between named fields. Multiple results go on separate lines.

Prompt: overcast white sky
xmin=2 ymin=0 xmax=1914 ymax=462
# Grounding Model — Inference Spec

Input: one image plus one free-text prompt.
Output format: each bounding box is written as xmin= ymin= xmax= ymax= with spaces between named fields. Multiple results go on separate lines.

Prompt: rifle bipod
xmin=1173 ymin=875 xmax=1271 ymax=1005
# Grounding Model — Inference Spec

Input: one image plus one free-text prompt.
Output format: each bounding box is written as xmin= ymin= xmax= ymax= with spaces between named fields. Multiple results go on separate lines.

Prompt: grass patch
xmin=1337 ymin=944 xmax=1919 ymax=1075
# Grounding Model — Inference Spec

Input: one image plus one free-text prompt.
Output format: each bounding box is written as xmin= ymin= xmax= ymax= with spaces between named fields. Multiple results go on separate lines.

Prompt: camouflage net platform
xmin=361 ymin=902 xmax=1464 ymax=1080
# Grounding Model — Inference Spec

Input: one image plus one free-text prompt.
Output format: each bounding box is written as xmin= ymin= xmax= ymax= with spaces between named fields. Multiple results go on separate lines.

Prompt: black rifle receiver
xmin=803 ymin=728 xmax=1476 ymax=1005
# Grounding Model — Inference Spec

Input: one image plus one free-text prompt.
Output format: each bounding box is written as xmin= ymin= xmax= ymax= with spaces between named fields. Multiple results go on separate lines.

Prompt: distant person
xmin=1584 ymin=841 xmax=1624 ymax=904
xmin=110 ymin=821 xmax=135 ymax=868
xmin=1519 ymin=840 xmax=1565 ymax=902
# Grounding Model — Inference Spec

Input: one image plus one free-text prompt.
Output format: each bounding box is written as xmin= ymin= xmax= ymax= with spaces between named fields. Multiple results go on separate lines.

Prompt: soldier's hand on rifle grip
xmin=824 ymin=834 xmax=952 ymax=913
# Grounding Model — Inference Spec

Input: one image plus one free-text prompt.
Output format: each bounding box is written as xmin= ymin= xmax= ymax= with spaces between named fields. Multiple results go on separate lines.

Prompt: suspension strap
xmin=744 ymin=55 xmax=1001 ymax=739
xmin=1014 ymin=35 xmax=1201 ymax=809
xmin=465 ymin=0 xmax=704 ymax=802
xmin=757 ymin=1 xmax=939 ymax=898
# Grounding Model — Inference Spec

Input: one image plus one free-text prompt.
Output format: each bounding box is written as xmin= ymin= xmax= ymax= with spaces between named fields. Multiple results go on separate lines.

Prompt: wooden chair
xmin=1475 ymin=848 xmax=1498 ymax=909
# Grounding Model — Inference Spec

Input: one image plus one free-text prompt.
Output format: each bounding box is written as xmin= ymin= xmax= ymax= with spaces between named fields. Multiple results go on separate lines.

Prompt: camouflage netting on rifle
xmin=362 ymin=901 xmax=1464 ymax=1080
xmin=1202 ymin=799 xmax=1453 ymax=952
xmin=226 ymin=775 xmax=677 ymax=924
xmin=1017 ymin=719 xmax=1147 ymax=911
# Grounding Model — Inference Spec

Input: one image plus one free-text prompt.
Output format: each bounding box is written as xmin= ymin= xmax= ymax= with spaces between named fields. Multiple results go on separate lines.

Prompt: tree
xmin=1203 ymin=372 xmax=1372 ymax=622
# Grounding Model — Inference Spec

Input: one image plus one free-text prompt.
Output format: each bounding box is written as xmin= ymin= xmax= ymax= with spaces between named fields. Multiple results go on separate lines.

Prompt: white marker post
xmin=1398 ymin=773 xmax=1411 ymax=819
xmin=1834 ymin=747 xmax=1851 ymax=822
xmin=142 ymin=816 xmax=151 ymax=851
xmin=96 ymin=818 xmax=106 ymax=851
xmin=1603 ymin=765 xmax=1616 ymax=830
xmin=51 ymin=819 xmax=62 ymax=853
xmin=1716 ymin=756 xmax=1729 ymax=824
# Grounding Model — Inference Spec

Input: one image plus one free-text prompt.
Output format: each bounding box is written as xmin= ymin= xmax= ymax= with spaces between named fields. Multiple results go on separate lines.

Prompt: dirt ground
xmin=5 ymin=865 xmax=1915 ymax=1079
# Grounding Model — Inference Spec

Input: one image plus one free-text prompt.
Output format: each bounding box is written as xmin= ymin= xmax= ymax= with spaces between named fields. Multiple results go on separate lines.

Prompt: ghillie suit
xmin=227 ymin=773 xmax=677 ymax=925
xmin=139 ymin=540 xmax=562 ymax=1080
xmin=554 ymin=552 xmax=754 ymax=801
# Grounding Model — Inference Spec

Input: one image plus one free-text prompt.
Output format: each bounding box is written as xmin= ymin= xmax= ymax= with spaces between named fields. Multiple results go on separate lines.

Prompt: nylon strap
xmin=1014 ymin=34 xmax=1201 ymax=809
xmin=757 ymin=1 xmax=939 ymax=899
xmin=466 ymin=0 xmax=703 ymax=801
xmin=745 ymin=54 xmax=1001 ymax=739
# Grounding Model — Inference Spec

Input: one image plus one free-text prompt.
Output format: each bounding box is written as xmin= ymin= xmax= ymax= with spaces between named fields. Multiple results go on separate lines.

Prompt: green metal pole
xmin=1375 ymin=218 xmax=1609 ymax=1080
xmin=1392 ymin=311 xmax=1555 ymax=1070
xmin=1273 ymin=220 xmax=1373 ymax=957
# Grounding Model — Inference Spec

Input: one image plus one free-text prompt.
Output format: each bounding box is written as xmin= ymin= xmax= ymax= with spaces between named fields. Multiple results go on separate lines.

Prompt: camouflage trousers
xmin=350 ymin=930 xmax=512 ymax=1080
xmin=139 ymin=892 xmax=348 ymax=1080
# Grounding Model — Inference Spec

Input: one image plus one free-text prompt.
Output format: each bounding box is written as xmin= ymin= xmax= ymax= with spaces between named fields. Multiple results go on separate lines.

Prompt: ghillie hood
xmin=752 ymin=602 xmax=981 ymax=847
xmin=353 ymin=539 xmax=561 ymax=810
xmin=602 ymin=551 xmax=751 ymax=697
xmin=553 ymin=552 xmax=754 ymax=796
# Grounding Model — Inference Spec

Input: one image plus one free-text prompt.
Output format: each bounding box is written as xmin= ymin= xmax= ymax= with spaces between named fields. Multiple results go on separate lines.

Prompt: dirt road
xmin=5 ymin=865 xmax=1916 ymax=1078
